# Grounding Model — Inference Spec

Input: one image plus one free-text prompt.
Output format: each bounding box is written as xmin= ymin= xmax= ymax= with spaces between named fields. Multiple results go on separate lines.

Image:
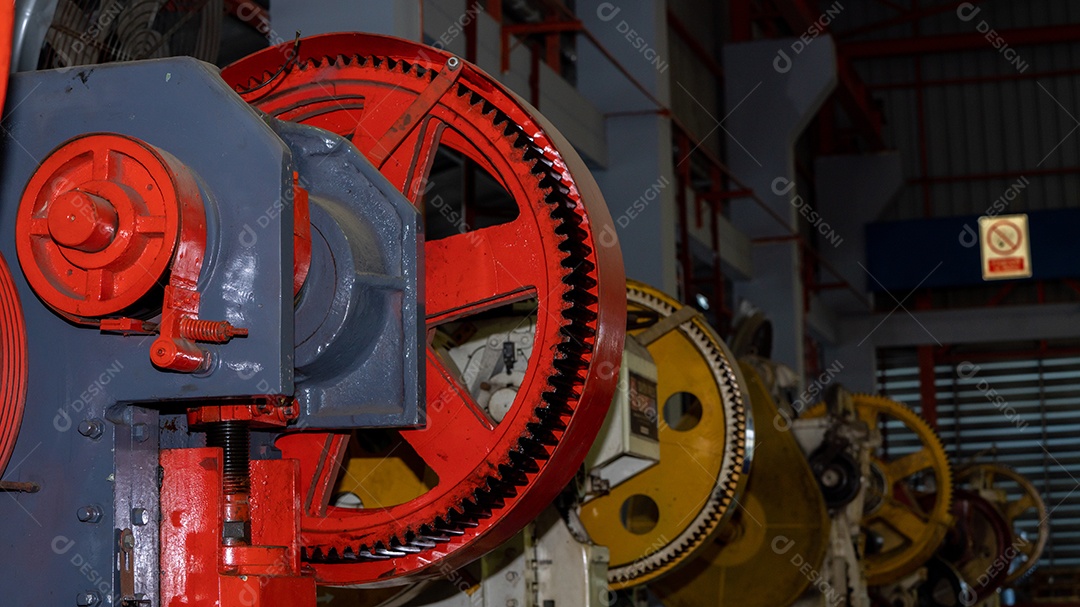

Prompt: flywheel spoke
xmin=425 ymin=219 xmax=543 ymax=325
xmin=877 ymin=500 xmax=928 ymax=543
xmin=400 ymin=350 xmax=496 ymax=480
xmin=1005 ymin=493 xmax=1037 ymax=521
xmin=885 ymin=448 xmax=935 ymax=481
xmin=376 ymin=117 xmax=446 ymax=204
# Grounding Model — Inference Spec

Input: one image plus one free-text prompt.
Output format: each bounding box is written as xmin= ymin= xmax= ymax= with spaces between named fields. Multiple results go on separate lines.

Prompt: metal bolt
xmin=75 ymin=590 xmax=100 ymax=606
xmin=505 ymin=571 xmax=519 ymax=582
xmin=131 ymin=507 xmax=149 ymax=526
xmin=121 ymin=530 xmax=135 ymax=550
xmin=77 ymin=419 xmax=103 ymax=439
xmin=447 ymin=56 xmax=461 ymax=69
xmin=132 ymin=423 xmax=149 ymax=443
xmin=76 ymin=505 xmax=102 ymax=523
xmin=506 ymin=600 xmax=518 ymax=607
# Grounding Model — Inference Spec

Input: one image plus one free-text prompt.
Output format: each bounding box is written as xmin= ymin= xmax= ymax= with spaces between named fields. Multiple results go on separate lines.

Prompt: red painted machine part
xmin=222 ymin=33 xmax=626 ymax=584
xmin=0 ymin=3 xmax=29 ymax=480
xmin=292 ymin=173 xmax=312 ymax=296
xmin=0 ymin=254 xmax=28 ymax=477
xmin=15 ymin=134 xmax=191 ymax=319
xmin=160 ymin=448 xmax=316 ymax=606
xmin=0 ymin=0 xmax=11 ymax=111
xmin=940 ymin=490 xmax=1015 ymax=603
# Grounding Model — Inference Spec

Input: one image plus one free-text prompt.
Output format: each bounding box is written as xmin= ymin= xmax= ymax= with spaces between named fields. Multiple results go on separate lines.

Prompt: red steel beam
xmin=501 ymin=21 xmax=583 ymax=72
xmin=842 ymin=23 xmax=1080 ymax=58
xmin=771 ymin=0 xmax=885 ymax=149
xmin=910 ymin=165 xmax=1079 ymax=185
xmin=837 ymin=0 xmax=983 ymax=41
xmin=730 ymin=0 xmax=754 ymax=42
xmin=869 ymin=65 xmax=1080 ymax=90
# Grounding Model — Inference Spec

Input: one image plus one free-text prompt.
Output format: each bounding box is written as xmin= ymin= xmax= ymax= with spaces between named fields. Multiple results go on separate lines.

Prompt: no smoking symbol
xmin=987 ymin=220 xmax=1023 ymax=255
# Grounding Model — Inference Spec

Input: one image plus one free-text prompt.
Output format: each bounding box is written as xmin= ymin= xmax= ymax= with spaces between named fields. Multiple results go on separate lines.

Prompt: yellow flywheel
xmin=804 ymin=394 xmax=953 ymax=586
xmin=652 ymin=361 xmax=830 ymax=607
xmin=578 ymin=280 xmax=751 ymax=589
xmin=958 ymin=463 xmax=1049 ymax=585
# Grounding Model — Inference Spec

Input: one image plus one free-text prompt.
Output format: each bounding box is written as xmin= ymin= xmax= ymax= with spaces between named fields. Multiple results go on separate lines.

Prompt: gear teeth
xmin=508 ymin=449 xmax=540 ymax=473
xmin=374 ymin=545 xmax=407 ymax=558
xmin=243 ymin=48 xmax=608 ymax=570
xmin=600 ymin=284 xmax=751 ymax=587
xmin=390 ymin=539 xmax=422 ymax=554
xmin=518 ymin=437 xmax=550 ymax=460
xmin=527 ymin=423 xmax=560 ymax=446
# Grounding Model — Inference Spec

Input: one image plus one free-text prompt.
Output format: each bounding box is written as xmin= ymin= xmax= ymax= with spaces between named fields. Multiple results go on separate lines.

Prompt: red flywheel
xmin=222 ymin=33 xmax=625 ymax=585
xmin=0 ymin=0 xmax=24 ymax=476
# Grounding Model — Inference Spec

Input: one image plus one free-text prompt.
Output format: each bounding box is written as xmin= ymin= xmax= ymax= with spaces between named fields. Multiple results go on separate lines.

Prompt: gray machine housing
xmin=0 ymin=57 xmax=422 ymax=604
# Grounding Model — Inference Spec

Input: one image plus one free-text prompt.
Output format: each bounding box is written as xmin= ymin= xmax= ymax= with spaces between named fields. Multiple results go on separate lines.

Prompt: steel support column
xmin=724 ymin=36 xmax=836 ymax=383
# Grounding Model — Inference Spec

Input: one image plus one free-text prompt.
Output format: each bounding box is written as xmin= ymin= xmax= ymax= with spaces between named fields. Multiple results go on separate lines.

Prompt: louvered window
xmin=877 ymin=348 xmax=1078 ymax=567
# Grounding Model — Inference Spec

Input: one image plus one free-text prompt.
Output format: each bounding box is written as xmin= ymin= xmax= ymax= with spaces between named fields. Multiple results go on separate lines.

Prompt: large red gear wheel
xmin=222 ymin=33 xmax=625 ymax=585
xmin=0 ymin=3 xmax=26 ymax=479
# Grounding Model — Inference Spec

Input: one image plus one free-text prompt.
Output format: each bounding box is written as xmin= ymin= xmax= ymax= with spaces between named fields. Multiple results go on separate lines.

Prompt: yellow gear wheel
xmin=578 ymin=280 xmax=751 ymax=589
xmin=804 ymin=394 xmax=953 ymax=586
xmin=653 ymin=361 xmax=830 ymax=607
xmin=958 ymin=463 xmax=1048 ymax=585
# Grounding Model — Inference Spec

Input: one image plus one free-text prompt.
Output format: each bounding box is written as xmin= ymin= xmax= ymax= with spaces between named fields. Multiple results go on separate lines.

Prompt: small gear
xmin=651 ymin=361 xmax=829 ymax=607
xmin=578 ymin=280 xmax=751 ymax=588
xmin=957 ymin=463 xmax=1048 ymax=586
xmin=804 ymin=394 xmax=954 ymax=586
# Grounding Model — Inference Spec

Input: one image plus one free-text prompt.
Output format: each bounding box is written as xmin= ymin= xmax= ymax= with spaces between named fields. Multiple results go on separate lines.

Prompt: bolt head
xmin=76 ymin=505 xmax=102 ymax=523
xmin=75 ymin=590 xmax=100 ymax=606
xmin=77 ymin=419 xmax=103 ymax=439
xmin=222 ymin=520 xmax=250 ymax=541
xmin=131 ymin=507 xmax=150 ymax=526
xmin=132 ymin=423 xmax=149 ymax=443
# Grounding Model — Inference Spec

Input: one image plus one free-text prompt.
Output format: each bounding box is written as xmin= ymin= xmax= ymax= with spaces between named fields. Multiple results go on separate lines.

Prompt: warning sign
xmin=979 ymin=214 xmax=1032 ymax=280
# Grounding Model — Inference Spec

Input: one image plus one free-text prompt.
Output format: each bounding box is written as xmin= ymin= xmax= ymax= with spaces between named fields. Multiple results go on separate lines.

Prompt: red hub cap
xmin=15 ymin=134 xmax=196 ymax=320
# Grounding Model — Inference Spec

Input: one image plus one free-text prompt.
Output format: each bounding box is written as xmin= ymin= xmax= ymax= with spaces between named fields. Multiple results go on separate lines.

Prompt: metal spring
xmin=179 ymin=317 xmax=248 ymax=343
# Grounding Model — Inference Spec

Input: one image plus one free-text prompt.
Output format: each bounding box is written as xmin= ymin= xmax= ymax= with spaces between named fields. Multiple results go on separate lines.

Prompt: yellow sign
xmin=979 ymin=214 xmax=1031 ymax=280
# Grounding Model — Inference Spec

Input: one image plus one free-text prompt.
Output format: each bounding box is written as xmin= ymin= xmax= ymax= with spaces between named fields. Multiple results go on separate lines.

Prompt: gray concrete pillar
xmin=814 ymin=153 xmax=903 ymax=393
xmin=723 ymin=36 xmax=837 ymax=380
xmin=577 ymin=0 xmax=678 ymax=294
